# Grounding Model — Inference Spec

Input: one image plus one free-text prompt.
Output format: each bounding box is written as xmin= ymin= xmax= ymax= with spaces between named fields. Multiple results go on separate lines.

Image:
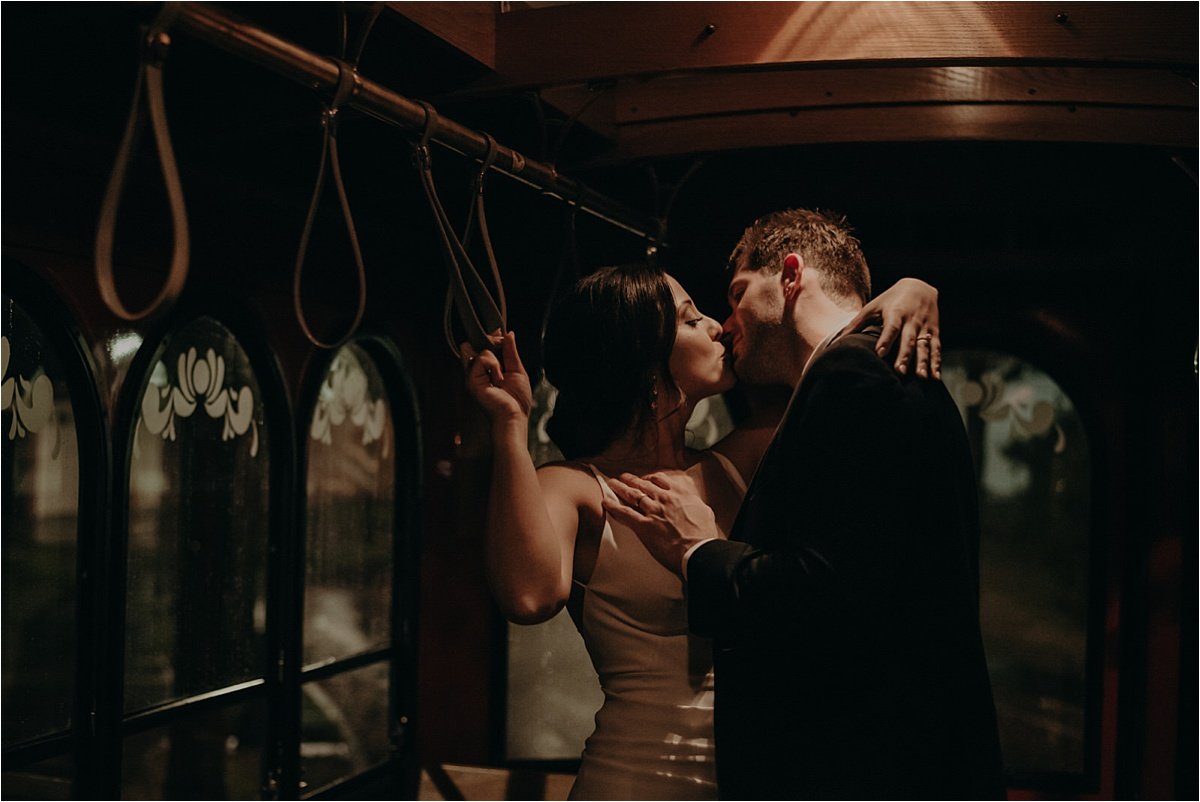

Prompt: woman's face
xmin=665 ymin=275 xmax=736 ymax=402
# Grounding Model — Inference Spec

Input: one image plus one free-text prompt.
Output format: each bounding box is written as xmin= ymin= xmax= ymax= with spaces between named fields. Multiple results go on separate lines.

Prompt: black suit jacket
xmin=688 ymin=330 xmax=1004 ymax=800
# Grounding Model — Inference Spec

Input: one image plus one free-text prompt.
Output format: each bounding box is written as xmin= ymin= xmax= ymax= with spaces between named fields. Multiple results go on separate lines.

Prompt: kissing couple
xmin=462 ymin=208 xmax=1004 ymax=800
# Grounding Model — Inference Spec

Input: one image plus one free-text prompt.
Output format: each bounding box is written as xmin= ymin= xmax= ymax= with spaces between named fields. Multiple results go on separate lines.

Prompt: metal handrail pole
xmin=172 ymin=3 xmax=662 ymax=243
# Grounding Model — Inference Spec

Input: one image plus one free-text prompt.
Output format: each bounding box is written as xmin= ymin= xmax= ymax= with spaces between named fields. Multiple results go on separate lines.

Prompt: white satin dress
xmin=568 ymin=452 xmax=747 ymax=801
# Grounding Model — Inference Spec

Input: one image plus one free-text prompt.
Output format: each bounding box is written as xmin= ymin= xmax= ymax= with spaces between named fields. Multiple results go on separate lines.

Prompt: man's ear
xmin=782 ymin=253 xmax=803 ymax=299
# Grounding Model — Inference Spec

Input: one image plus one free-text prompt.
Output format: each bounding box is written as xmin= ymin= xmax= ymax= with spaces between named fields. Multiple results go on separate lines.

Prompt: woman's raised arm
xmin=844 ymin=277 xmax=941 ymax=378
xmin=461 ymin=333 xmax=590 ymax=624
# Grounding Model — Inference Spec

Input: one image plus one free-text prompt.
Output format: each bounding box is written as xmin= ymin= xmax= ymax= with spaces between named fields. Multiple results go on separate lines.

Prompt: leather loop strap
xmin=419 ymin=101 xmax=438 ymax=150
xmin=292 ymin=59 xmax=368 ymax=350
xmin=412 ymin=101 xmax=507 ymax=357
xmin=329 ymin=57 xmax=358 ymax=112
xmin=95 ymin=4 xmax=189 ymax=322
xmin=462 ymin=132 xmax=499 ymax=250
xmin=449 ymin=132 xmax=507 ymax=353
xmin=467 ymin=133 xmax=505 ymax=323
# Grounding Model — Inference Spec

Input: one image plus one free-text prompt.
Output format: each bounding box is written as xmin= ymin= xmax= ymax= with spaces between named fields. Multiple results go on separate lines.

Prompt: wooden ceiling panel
xmin=495 ymin=2 xmax=1196 ymax=86
xmin=389 ymin=3 xmax=1196 ymax=162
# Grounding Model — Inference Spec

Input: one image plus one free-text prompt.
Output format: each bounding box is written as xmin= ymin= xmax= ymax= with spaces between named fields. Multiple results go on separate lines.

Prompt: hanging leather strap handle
xmin=412 ymin=102 xmax=506 ymax=357
xmin=292 ymin=59 xmax=368 ymax=350
xmin=444 ymin=133 xmax=507 ymax=356
xmin=95 ymin=4 xmax=189 ymax=322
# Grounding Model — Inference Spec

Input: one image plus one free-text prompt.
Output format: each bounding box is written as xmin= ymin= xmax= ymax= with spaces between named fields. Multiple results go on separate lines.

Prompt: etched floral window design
xmin=124 ymin=317 xmax=269 ymax=712
xmin=942 ymin=350 xmax=1090 ymax=777
xmin=302 ymin=344 xmax=395 ymax=789
xmin=2 ymin=297 xmax=79 ymax=748
xmin=137 ymin=343 xmax=259 ymax=457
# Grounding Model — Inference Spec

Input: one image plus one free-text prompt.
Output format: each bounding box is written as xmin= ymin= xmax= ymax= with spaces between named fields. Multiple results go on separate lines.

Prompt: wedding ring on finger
xmin=916 ymin=334 xmax=933 ymax=343
xmin=635 ymin=493 xmax=648 ymax=511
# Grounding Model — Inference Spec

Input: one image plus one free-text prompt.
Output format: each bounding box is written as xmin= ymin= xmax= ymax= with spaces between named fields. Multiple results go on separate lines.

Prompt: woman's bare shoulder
xmin=535 ymin=460 xmax=604 ymax=508
xmin=537 ymin=459 xmax=598 ymax=478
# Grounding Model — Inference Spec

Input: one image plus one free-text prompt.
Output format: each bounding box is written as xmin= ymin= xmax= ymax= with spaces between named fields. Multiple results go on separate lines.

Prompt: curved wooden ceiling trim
xmin=613 ymin=104 xmax=1198 ymax=160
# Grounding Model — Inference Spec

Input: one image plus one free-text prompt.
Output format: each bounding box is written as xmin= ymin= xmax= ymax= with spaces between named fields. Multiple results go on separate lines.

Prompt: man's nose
xmin=721 ymin=315 xmax=736 ymax=337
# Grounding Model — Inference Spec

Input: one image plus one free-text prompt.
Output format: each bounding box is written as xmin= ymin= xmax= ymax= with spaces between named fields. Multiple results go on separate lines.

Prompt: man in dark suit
xmin=605 ymin=208 xmax=1004 ymax=799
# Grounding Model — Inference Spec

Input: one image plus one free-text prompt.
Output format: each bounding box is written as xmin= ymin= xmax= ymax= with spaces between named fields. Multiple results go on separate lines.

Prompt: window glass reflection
xmin=304 ymin=344 xmax=394 ymax=667
xmin=1 ymin=297 xmax=79 ymax=746
xmin=121 ymin=700 xmax=266 ymax=799
xmin=300 ymin=661 xmax=390 ymax=794
xmin=125 ymin=317 xmax=269 ymax=711
xmin=942 ymin=350 xmax=1090 ymax=775
xmin=507 ymin=609 xmax=602 ymax=761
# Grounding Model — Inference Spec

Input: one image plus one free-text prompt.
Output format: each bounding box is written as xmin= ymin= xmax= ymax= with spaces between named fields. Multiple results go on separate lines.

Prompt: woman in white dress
xmin=461 ymin=263 xmax=938 ymax=800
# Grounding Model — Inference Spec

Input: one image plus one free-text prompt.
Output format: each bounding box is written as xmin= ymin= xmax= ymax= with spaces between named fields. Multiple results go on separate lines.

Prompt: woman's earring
xmin=649 ymin=384 xmax=658 ymax=411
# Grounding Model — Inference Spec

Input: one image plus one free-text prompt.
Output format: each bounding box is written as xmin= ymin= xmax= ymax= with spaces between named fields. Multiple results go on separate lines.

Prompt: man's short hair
xmin=728 ymin=208 xmax=871 ymax=305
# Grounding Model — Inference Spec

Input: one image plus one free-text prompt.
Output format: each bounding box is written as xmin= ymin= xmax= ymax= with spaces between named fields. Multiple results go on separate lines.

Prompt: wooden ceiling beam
xmin=609 ymin=104 xmax=1197 ymax=161
xmin=613 ymin=67 xmax=1197 ymax=126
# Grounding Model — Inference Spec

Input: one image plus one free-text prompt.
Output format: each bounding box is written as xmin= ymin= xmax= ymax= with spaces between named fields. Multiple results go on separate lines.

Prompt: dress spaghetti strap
xmin=571 ymin=463 xmax=611 ymax=589
xmin=583 ymin=462 xmax=615 ymax=498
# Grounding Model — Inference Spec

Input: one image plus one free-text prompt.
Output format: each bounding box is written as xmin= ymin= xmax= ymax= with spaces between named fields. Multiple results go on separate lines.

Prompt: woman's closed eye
xmin=685 ymin=317 xmax=704 ymax=327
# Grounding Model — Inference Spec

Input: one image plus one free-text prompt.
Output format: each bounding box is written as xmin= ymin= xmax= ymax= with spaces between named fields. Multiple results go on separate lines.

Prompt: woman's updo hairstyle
xmin=543 ymin=263 xmax=676 ymax=459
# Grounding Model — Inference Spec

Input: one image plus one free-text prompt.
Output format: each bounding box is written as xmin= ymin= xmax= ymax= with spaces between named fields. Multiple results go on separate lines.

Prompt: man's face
xmin=722 ymin=257 xmax=791 ymax=386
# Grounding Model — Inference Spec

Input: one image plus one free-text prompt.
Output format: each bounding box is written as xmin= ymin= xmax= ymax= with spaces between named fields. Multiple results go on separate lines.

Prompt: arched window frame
xmin=951 ymin=308 xmax=1111 ymax=795
xmin=1 ymin=262 xmax=109 ymax=795
xmin=289 ymin=332 xmax=422 ymax=799
xmin=100 ymin=292 xmax=296 ymax=799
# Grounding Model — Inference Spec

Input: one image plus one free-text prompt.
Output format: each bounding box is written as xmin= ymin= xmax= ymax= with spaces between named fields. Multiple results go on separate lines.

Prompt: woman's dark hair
xmin=543 ymin=263 xmax=676 ymax=459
